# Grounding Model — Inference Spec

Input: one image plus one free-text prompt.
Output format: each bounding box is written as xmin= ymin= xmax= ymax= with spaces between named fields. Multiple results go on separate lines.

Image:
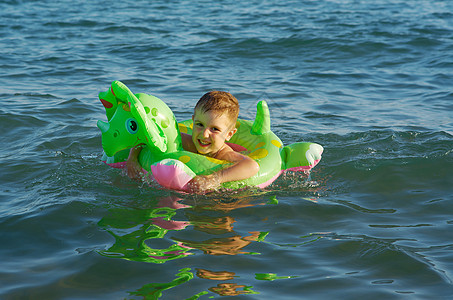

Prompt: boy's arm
xmin=216 ymin=151 xmax=260 ymax=184
xmin=188 ymin=151 xmax=259 ymax=193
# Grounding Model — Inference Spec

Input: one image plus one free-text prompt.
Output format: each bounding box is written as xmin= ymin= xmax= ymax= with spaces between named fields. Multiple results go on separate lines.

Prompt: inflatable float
xmin=97 ymin=81 xmax=323 ymax=191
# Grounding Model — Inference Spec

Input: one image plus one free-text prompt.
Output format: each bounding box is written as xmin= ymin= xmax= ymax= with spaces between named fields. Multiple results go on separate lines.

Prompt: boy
xmin=126 ymin=91 xmax=260 ymax=193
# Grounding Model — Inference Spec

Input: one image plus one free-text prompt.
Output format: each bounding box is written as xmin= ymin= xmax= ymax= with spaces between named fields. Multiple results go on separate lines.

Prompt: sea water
xmin=1 ymin=0 xmax=452 ymax=299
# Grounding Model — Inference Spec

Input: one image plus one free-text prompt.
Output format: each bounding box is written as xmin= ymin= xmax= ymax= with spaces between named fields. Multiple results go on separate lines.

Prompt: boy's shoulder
xmin=181 ymin=133 xmax=197 ymax=153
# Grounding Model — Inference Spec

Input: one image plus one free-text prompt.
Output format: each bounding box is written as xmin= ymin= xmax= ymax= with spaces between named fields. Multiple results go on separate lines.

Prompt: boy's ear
xmin=225 ymin=127 xmax=237 ymax=141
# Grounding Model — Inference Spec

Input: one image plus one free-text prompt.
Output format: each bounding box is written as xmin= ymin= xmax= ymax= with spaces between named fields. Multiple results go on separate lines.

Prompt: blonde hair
xmin=195 ymin=91 xmax=239 ymax=123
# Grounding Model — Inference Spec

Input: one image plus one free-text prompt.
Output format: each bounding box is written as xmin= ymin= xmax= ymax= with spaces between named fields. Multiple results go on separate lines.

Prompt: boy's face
xmin=192 ymin=108 xmax=237 ymax=157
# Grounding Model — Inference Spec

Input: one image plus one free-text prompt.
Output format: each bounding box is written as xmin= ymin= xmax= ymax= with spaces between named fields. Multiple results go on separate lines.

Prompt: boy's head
xmin=194 ymin=91 xmax=239 ymax=126
xmin=191 ymin=91 xmax=239 ymax=156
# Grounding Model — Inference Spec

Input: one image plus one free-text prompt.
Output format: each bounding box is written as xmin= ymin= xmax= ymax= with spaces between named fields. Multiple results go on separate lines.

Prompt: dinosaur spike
xmin=251 ymin=100 xmax=271 ymax=135
xmin=100 ymin=97 xmax=113 ymax=109
xmin=98 ymin=87 xmax=118 ymax=121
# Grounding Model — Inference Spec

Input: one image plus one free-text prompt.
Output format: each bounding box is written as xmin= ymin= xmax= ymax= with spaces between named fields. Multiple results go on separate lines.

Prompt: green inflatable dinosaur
xmin=97 ymin=81 xmax=323 ymax=191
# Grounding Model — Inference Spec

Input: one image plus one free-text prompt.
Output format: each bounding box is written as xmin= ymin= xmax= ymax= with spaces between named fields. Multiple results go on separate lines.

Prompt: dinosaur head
xmin=97 ymin=103 xmax=145 ymax=157
xmin=97 ymin=81 xmax=182 ymax=157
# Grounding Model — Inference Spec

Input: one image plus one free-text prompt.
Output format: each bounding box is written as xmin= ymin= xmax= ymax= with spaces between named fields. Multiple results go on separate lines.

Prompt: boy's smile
xmin=192 ymin=109 xmax=237 ymax=157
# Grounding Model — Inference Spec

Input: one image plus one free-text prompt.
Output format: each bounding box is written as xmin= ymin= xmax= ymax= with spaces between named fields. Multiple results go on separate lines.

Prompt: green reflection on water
xmin=255 ymin=272 xmax=299 ymax=281
xmin=128 ymin=268 xmax=196 ymax=299
xmin=98 ymin=194 xmax=277 ymax=298
xmin=267 ymin=195 xmax=279 ymax=205
xmin=98 ymin=196 xmax=193 ymax=264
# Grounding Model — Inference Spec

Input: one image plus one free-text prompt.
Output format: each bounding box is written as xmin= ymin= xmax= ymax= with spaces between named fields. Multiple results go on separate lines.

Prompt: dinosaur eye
xmin=125 ymin=118 xmax=138 ymax=134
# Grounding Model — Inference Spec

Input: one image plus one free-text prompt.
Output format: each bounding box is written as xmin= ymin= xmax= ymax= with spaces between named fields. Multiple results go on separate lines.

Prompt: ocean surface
xmin=1 ymin=0 xmax=453 ymax=299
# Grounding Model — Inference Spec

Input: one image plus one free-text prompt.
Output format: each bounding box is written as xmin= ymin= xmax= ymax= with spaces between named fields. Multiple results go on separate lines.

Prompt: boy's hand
xmin=126 ymin=158 xmax=143 ymax=180
xmin=187 ymin=174 xmax=221 ymax=194
xmin=126 ymin=145 xmax=144 ymax=180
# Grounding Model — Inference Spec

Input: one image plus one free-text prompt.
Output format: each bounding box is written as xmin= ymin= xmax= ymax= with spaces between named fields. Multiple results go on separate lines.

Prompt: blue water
xmin=1 ymin=0 xmax=453 ymax=299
